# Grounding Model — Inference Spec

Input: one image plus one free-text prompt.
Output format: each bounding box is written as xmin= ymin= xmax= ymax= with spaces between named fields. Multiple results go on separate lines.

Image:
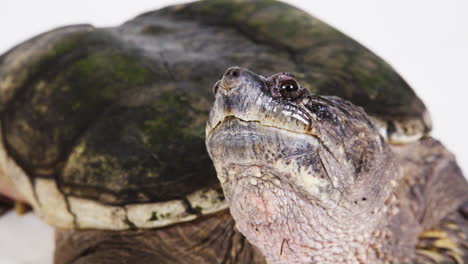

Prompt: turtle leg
xmin=54 ymin=211 xmax=266 ymax=264
xmin=414 ymin=201 xmax=468 ymax=264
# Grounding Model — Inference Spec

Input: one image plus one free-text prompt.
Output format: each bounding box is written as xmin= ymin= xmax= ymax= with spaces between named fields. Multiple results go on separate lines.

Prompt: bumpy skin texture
xmin=394 ymin=140 xmax=468 ymax=264
xmin=206 ymin=67 xmax=468 ymax=264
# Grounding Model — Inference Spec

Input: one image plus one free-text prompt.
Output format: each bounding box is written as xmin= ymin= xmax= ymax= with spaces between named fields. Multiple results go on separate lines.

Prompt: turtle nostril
xmin=231 ymin=69 xmax=240 ymax=77
xmin=220 ymin=67 xmax=245 ymax=91
xmin=224 ymin=67 xmax=241 ymax=79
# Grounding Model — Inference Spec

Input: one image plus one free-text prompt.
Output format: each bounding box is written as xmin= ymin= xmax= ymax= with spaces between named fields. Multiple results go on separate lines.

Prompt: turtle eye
xmin=279 ymin=79 xmax=300 ymax=99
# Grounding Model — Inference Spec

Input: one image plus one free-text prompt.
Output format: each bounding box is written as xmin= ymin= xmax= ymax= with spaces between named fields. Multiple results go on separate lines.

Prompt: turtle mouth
xmin=206 ymin=114 xmax=317 ymax=140
xmin=206 ymin=115 xmax=253 ymax=138
xmin=205 ymin=116 xmax=326 ymax=200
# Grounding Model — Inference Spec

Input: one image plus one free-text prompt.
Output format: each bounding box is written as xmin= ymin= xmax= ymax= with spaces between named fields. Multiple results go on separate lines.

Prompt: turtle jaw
xmin=206 ymin=116 xmax=342 ymax=208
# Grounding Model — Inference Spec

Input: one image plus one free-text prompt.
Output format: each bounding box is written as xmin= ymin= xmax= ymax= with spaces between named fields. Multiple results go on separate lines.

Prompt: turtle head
xmin=206 ymin=67 xmax=397 ymax=262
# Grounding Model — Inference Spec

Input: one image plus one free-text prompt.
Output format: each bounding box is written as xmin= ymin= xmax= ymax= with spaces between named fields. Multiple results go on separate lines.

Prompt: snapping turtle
xmin=206 ymin=73 xmax=468 ymax=262
xmin=0 ymin=0 xmax=465 ymax=263
xmin=206 ymin=67 xmax=468 ymax=263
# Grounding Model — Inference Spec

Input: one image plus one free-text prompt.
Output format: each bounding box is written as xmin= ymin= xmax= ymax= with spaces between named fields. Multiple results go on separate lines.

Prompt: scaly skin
xmin=392 ymin=139 xmax=468 ymax=263
xmin=206 ymin=67 xmax=468 ymax=264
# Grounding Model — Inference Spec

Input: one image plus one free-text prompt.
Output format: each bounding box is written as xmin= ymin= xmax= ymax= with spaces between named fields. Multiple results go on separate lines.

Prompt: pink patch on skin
xmin=246 ymin=192 xmax=268 ymax=212
xmin=240 ymin=189 xmax=280 ymax=224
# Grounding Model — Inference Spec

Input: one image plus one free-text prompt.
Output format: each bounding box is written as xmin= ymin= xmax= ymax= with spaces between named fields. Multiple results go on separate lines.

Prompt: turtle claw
xmin=14 ymin=201 xmax=31 ymax=215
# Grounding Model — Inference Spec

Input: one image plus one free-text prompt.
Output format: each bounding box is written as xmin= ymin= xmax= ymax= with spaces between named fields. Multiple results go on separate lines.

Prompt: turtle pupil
xmin=282 ymin=85 xmax=294 ymax=91
xmin=279 ymin=80 xmax=300 ymax=99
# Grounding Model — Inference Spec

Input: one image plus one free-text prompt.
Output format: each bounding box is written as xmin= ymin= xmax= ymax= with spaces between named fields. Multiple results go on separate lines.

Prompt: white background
xmin=0 ymin=1 xmax=467 ymax=263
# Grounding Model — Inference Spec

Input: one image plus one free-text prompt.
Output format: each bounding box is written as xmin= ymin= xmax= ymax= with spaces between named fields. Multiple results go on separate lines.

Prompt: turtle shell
xmin=0 ymin=0 xmax=430 ymax=229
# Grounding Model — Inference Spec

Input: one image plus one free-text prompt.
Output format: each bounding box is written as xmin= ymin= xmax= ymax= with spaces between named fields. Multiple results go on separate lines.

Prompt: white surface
xmin=0 ymin=212 xmax=54 ymax=264
xmin=0 ymin=1 xmax=467 ymax=263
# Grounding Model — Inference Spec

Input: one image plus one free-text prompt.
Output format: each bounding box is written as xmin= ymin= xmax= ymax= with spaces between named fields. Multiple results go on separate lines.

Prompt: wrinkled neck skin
xmin=217 ymin=147 xmax=401 ymax=264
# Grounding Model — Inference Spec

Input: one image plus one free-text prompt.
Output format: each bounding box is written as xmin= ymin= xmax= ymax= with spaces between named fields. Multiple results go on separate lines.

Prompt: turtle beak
xmin=219 ymin=67 xmax=243 ymax=91
xmin=206 ymin=67 xmax=315 ymax=139
xmin=217 ymin=66 xmax=266 ymax=93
